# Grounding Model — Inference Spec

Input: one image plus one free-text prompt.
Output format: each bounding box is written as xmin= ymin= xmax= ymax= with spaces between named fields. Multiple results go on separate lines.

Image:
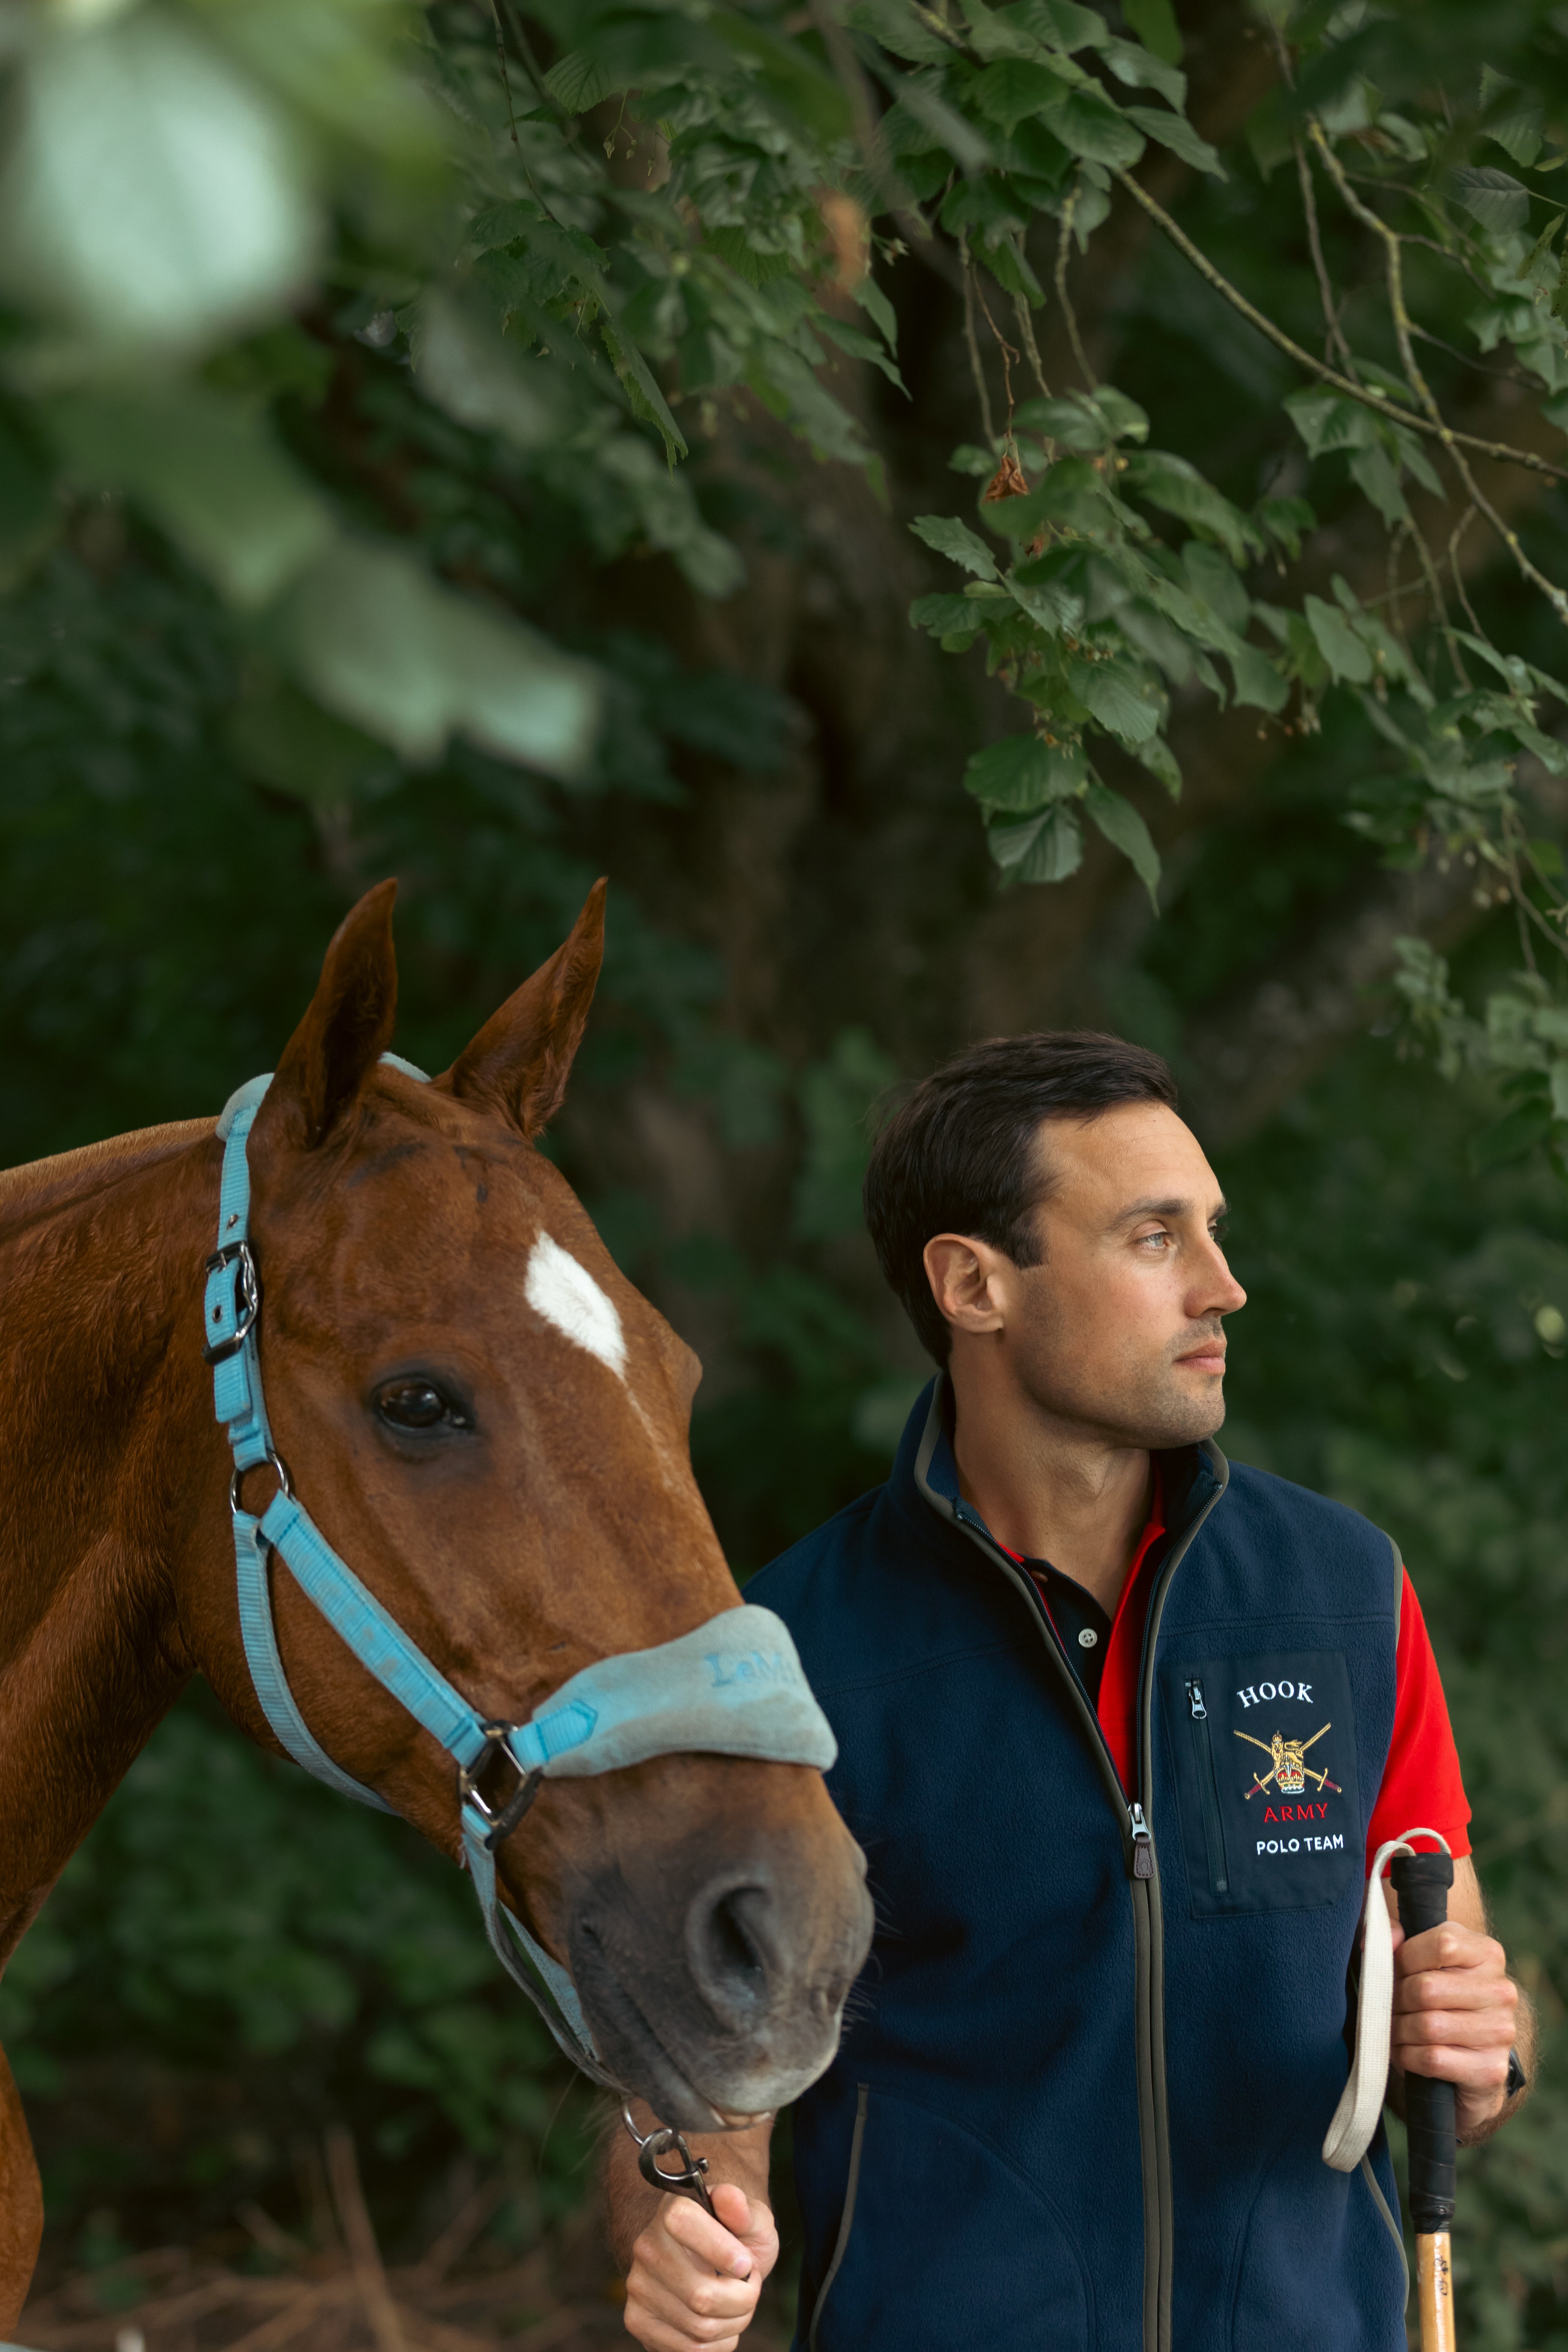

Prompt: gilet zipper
xmin=1185 ymin=1677 xmax=1230 ymax=1895
xmin=927 ymin=1427 xmax=1228 ymax=2352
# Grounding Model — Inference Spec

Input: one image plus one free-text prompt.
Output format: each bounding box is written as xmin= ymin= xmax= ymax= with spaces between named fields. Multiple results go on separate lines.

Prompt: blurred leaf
xmin=49 ymin=387 xmax=332 ymax=608
xmin=0 ymin=11 xmax=315 ymax=350
xmin=277 ymin=541 xmax=599 ymax=775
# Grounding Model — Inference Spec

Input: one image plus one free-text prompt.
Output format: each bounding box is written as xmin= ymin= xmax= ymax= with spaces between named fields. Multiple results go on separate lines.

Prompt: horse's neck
xmin=0 ymin=1121 xmax=219 ymax=1937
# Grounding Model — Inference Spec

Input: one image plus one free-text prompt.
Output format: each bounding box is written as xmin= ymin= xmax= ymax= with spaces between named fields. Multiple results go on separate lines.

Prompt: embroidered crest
xmin=1235 ymin=1722 xmax=1343 ymax=1800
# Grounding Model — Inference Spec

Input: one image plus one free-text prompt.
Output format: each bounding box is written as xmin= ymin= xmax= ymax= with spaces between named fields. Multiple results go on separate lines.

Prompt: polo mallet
xmin=1390 ymin=1847 xmax=1457 ymax=2352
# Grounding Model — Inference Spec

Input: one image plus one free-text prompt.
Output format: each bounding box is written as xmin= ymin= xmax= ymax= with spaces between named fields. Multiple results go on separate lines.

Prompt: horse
xmin=0 ymin=879 xmax=873 ymax=2326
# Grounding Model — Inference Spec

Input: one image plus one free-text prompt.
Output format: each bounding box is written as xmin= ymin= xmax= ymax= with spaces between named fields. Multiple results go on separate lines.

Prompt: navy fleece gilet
xmin=747 ymin=1380 xmax=1408 ymax=2352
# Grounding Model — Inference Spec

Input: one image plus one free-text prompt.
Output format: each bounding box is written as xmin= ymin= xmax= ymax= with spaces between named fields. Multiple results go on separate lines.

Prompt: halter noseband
xmin=203 ymin=1065 xmax=837 ymax=2091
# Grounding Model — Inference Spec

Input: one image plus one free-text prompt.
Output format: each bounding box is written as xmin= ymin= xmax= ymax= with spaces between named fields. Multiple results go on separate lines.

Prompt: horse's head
xmin=193 ymin=881 xmax=871 ymax=2129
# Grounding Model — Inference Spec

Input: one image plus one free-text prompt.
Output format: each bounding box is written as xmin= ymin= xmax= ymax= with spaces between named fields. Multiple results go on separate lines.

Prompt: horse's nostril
xmin=688 ymin=1879 xmax=775 ymax=2025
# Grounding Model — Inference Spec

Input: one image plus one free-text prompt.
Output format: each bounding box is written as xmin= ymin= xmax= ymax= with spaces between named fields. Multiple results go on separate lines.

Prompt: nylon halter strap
xmin=203 ymin=1065 xmax=837 ymax=2091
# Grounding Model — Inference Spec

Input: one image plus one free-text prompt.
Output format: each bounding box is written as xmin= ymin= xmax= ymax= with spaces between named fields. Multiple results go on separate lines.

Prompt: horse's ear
xmin=252 ymin=881 xmax=399 ymax=1152
xmin=438 ymin=879 xmax=606 ymax=1136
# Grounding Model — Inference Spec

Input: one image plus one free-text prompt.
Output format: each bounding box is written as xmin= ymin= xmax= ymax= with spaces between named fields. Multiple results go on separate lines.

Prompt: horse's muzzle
xmin=557 ymin=1767 xmax=873 ymax=2131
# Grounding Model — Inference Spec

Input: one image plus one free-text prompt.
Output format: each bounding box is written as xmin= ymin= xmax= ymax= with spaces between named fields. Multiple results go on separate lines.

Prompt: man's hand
xmin=1387 ymin=1855 xmax=1529 ymax=2144
xmin=623 ymin=2181 xmax=778 ymax=2352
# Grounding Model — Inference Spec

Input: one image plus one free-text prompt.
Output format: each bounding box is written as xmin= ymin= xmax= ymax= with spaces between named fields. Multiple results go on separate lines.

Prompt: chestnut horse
xmin=0 ymin=881 xmax=871 ymax=2324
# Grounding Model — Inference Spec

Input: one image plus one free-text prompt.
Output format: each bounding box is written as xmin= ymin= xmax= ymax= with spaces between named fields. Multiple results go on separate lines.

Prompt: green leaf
xmin=911 ymin=513 xmax=999 ymax=579
xmin=1084 ymin=776 xmax=1161 ymax=903
xmin=1007 ymin=558 xmax=1086 ymax=634
xmin=0 ymin=12 xmax=314 ymax=352
xmin=989 ymin=804 xmax=1084 ymax=880
xmin=994 ymin=455 xmax=1122 ymax=537
xmin=1256 ymin=495 xmax=1316 ymax=559
xmin=1014 ymin=393 xmax=1113 ymax=451
xmin=1181 ymin=541 xmax=1250 ymax=633
xmin=1448 ymin=166 xmax=1531 ymax=235
xmin=857 ymin=276 xmax=899 ymax=351
xmin=1100 ymin=36 xmax=1185 ymax=108
xmin=974 ymin=59 xmax=1074 ymax=132
xmin=1284 ymin=387 xmax=1380 ymax=459
xmin=1121 ymin=0 xmax=1183 ymax=65
xmin=1122 ymin=106 xmax=1223 ymax=177
xmin=50 ymin=387 xmax=332 ymax=609
xmin=1348 ymin=441 xmax=1411 ymax=527
xmin=1123 ymin=450 xmax=1261 ymax=564
xmin=277 ymin=539 xmax=599 ymax=777
xmin=889 ymin=76 xmax=995 ymax=173
xmin=599 ymin=315 xmax=687 ymax=464
xmin=1068 ymin=656 xmax=1162 ymax=742
xmin=1304 ymin=594 xmax=1373 ymax=684
xmin=1026 ymin=0 xmax=1112 ymax=53
xmin=820 ymin=315 xmax=910 ymax=392
xmin=910 ymin=592 xmax=984 ymax=638
xmin=965 ymin=732 xmax=1087 ymax=810
xmin=1092 ymin=387 xmax=1151 ymax=444
xmin=847 ymin=0 xmax=953 ymax=64
xmin=1228 ymin=641 xmax=1289 ymax=712
xmin=1042 ymin=86 xmax=1146 ymax=168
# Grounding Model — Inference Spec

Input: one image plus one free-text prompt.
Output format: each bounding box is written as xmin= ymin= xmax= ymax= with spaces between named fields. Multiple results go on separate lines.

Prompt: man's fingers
xmin=626 ymin=2260 xmax=756 ymax=2342
xmin=622 ymin=2297 xmax=741 ymax=2352
xmin=1394 ymin=1923 xmax=1506 ymax=1978
xmin=1395 ymin=2041 xmax=1513 ymax=2091
xmin=708 ymin=2181 xmax=775 ymax=2255
xmin=661 ymin=2198 xmax=762 ymax=2278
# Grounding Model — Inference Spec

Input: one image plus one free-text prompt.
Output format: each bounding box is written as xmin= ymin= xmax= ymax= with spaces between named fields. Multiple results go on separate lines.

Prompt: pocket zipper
xmin=1185 ymin=1677 xmax=1230 ymax=1894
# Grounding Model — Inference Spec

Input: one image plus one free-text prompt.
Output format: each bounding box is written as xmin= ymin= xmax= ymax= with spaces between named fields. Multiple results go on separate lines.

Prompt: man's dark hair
xmin=863 ymin=1031 xmax=1178 ymax=1365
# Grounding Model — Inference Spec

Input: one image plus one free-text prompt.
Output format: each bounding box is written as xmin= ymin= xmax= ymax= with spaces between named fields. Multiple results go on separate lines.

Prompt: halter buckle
xmin=204 ymin=1241 xmax=260 ymax=1364
xmin=458 ymin=1721 xmax=543 ymax=1850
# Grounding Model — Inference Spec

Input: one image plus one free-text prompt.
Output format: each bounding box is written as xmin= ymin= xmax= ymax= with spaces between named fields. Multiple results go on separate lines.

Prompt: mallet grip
xmin=1390 ymin=1849 xmax=1457 ymax=2235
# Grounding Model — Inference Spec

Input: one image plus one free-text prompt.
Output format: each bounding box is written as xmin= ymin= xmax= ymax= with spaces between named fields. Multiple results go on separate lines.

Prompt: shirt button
xmin=1078 ymin=1627 xmax=1099 ymax=1649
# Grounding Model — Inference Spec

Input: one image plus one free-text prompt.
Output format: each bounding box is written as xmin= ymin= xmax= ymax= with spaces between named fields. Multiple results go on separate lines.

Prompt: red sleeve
xmin=1364 ymin=1569 xmax=1471 ymax=1866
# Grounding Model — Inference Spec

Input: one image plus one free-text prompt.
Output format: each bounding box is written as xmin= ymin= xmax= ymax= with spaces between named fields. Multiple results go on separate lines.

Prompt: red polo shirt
xmin=1029 ymin=1483 xmax=1471 ymax=1865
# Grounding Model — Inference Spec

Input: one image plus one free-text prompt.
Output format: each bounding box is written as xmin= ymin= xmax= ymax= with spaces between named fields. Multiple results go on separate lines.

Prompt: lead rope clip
xmin=621 ymin=2104 xmax=718 ymax=2218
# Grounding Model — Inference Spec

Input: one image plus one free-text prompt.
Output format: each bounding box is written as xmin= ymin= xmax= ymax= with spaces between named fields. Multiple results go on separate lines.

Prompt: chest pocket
xmin=1161 ymin=1649 xmax=1362 ymax=1917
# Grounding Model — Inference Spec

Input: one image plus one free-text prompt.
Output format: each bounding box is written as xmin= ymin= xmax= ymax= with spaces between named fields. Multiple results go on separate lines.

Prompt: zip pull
xmin=1185 ymin=1677 xmax=1207 ymax=1721
xmin=1129 ymin=1801 xmax=1154 ymax=1880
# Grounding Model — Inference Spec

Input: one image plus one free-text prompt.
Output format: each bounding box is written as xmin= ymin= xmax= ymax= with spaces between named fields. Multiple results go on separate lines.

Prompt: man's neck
xmin=947 ymin=1366 xmax=1153 ymax=1616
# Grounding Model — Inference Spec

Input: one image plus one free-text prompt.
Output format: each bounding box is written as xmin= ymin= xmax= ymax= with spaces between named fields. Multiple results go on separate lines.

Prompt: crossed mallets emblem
xmin=1234 ymin=1722 xmax=1343 ymax=1800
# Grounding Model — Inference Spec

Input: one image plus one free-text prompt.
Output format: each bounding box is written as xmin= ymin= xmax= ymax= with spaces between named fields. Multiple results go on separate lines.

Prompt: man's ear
xmin=251 ymin=880 xmax=398 ymax=1153
xmin=923 ymin=1234 xmax=1007 ymax=1338
xmin=438 ymin=879 xmax=606 ymax=1137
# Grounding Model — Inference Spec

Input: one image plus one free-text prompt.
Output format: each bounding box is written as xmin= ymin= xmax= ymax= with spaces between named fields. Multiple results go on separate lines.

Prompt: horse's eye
xmin=377 ymin=1380 xmax=460 ymax=1431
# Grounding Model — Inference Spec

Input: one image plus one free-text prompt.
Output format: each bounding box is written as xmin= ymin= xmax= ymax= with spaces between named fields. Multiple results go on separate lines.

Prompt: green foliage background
xmin=4 ymin=0 xmax=1568 ymax=2342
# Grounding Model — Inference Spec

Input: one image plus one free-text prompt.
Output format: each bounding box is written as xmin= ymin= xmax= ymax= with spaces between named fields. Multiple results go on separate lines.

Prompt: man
xmin=606 ymin=1034 xmax=1529 ymax=2352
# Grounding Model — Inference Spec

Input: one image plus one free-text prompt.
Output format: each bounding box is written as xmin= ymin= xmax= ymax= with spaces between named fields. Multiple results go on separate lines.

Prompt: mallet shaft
xmin=1391 ymin=1850 xmax=1457 ymax=2352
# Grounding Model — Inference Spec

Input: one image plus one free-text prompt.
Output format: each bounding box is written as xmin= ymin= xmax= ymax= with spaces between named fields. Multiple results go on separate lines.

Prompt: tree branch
xmin=1110 ymin=163 xmax=1568 ymax=490
xmin=1309 ymin=122 xmax=1568 ymax=626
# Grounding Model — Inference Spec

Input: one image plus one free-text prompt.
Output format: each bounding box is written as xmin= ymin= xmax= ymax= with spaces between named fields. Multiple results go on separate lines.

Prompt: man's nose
xmin=1194 ymin=1241 xmax=1246 ymax=1317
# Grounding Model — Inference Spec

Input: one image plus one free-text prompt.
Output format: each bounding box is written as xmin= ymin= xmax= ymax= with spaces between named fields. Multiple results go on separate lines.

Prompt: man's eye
xmin=376 ymin=1380 xmax=469 ymax=1431
xmin=1138 ymin=1229 xmax=1170 ymax=1250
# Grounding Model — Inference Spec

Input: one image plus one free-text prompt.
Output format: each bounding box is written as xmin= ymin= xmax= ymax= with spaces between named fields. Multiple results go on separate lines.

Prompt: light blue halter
xmin=203 ymin=1063 xmax=837 ymax=2092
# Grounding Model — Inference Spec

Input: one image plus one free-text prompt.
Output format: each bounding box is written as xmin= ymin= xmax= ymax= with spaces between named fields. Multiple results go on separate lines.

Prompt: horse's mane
xmin=0 ymin=1119 xmax=211 ymax=1247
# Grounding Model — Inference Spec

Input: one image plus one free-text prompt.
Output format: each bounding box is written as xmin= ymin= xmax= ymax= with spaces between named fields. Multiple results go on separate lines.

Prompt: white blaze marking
xmin=525 ymin=1234 xmax=626 ymax=1378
